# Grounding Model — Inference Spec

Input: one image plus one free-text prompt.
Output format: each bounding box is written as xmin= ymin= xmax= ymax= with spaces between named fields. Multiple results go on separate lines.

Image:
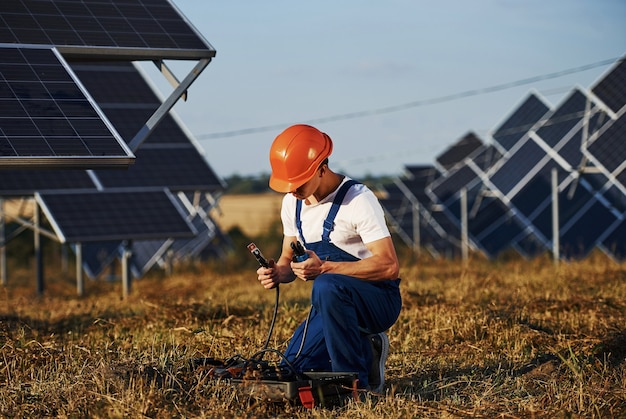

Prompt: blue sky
xmin=147 ymin=0 xmax=625 ymax=179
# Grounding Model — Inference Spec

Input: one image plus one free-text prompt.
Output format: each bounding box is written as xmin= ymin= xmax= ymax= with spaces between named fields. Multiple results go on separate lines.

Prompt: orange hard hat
xmin=269 ymin=124 xmax=333 ymax=193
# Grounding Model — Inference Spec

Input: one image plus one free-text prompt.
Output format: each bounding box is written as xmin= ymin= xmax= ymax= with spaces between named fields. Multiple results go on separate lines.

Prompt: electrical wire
xmin=195 ymin=57 xmax=621 ymax=141
xmin=261 ymin=284 xmax=279 ymax=353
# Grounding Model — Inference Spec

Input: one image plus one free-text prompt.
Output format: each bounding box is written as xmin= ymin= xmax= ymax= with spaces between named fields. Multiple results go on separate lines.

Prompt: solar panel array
xmin=0 ymin=0 xmax=228 ymax=281
xmin=381 ymin=56 xmax=626 ymax=261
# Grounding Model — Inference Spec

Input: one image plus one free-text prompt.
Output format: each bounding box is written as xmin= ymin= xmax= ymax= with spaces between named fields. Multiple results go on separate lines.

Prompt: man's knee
xmin=311 ymin=274 xmax=345 ymax=305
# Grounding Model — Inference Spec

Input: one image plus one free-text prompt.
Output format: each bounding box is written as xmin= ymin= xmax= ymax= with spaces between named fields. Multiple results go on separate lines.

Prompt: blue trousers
xmin=282 ymin=273 xmax=401 ymax=388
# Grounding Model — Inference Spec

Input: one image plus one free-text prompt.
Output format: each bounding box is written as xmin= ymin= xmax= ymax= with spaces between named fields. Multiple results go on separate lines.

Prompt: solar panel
xmin=559 ymin=199 xmax=619 ymax=259
xmin=76 ymin=241 xmax=121 ymax=278
xmin=425 ymin=141 xmax=520 ymax=257
xmin=0 ymin=45 xmax=134 ymax=168
xmin=36 ymin=189 xmax=196 ymax=243
xmin=0 ymin=170 xmax=95 ymax=195
xmin=586 ymin=114 xmax=626 ymax=176
xmin=599 ymin=218 xmax=626 ymax=261
xmin=491 ymin=93 xmax=551 ymax=152
xmin=71 ymin=61 xmax=224 ymax=191
xmin=429 ymin=164 xmax=480 ymax=205
xmin=488 ymin=139 xmax=546 ymax=197
xmin=435 ymin=132 xmax=483 ymax=172
xmin=535 ymin=89 xmax=588 ymax=148
xmin=379 ymin=166 xmax=462 ymax=258
xmin=591 ymin=57 xmax=626 ymax=114
xmin=0 ymin=0 xmax=215 ymax=60
xmin=472 ymin=198 xmax=528 ymax=257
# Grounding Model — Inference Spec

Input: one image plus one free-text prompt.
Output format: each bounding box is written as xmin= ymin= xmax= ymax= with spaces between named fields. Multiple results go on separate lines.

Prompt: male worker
xmin=256 ymin=124 xmax=402 ymax=392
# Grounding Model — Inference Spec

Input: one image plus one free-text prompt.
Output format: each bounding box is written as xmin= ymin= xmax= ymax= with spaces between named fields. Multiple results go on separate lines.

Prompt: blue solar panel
xmin=560 ymin=199 xmax=619 ymax=259
xmin=586 ymin=114 xmax=626 ymax=174
xmin=535 ymin=89 xmax=588 ymax=148
xmin=0 ymin=45 xmax=134 ymax=168
xmin=489 ymin=139 xmax=546 ymax=197
xmin=37 ymin=189 xmax=196 ymax=243
xmin=0 ymin=0 xmax=215 ymax=59
xmin=435 ymin=132 xmax=483 ymax=171
xmin=591 ymin=57 xmax=626 ymax=114
xmin=599 ymin=218 xmax=626 ymax=261
xmin=492 ymin=93 xmax=551 ymax=151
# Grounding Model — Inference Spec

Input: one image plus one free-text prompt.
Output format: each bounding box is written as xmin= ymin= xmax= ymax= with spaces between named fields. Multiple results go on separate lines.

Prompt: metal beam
xmin=122 ymin=240 xmax=132 ymax=299
xmin=460 ymin=188 xmax=469 ymax=263
xmin=552 ymin=168 xmax=560 ymax=265
xmin=153 ymin=60 xmax=187 ymax=101
xmin=0 ymin=198 xmax=6 ymax=287
xmin=129 ymin=58 xmax=211 ymax=152
xmin=35 ymin=202 xmax=44 ymax=295
xmin=76 ymin=243 xmax=84 ymax=297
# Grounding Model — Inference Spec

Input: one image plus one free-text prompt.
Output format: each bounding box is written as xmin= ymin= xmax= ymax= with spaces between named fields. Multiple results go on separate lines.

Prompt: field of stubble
xmin=0 ymin=195 xmax=625 ymax=417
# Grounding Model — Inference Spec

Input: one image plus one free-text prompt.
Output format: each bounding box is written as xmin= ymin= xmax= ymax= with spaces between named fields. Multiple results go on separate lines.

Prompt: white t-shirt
xmin=280 ymin=177 xmax=391 ymax=259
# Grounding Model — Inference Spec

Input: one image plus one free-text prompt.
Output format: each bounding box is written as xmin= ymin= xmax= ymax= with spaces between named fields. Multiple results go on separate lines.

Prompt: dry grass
xmin=1 ymin=249 xmax=625 ymax=418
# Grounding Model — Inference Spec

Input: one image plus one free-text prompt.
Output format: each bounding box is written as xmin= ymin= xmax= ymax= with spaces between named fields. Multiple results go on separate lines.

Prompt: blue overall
xmin=282 ymin=180 xmax=402 ymax=388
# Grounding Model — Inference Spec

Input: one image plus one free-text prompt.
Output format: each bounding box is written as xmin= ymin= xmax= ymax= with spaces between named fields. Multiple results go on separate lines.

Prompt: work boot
xmin=367 ymin=332 xmax=389 ymax=393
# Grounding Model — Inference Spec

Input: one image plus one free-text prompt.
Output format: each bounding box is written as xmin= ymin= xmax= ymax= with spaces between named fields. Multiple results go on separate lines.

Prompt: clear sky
xmin=145 ymin=0 xmax=625 ymax=180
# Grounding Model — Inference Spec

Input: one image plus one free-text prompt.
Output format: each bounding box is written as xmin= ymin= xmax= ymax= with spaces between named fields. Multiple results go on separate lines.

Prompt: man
xmin=256 ymin=124 xmax=402 ymax=392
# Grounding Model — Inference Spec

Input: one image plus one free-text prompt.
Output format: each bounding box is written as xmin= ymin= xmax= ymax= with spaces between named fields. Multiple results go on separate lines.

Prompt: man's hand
xmin=290 ymin=250 xmax=323 ymax=281
xmin=257 ymin=259 xmax=298 ymax=289
xmin=256 ymin=259 xmax=279 ymax=289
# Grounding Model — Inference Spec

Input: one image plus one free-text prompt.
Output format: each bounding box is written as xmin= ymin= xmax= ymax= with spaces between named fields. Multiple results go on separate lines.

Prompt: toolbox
xmin=231 ymin=371 xmax=359 ymax=408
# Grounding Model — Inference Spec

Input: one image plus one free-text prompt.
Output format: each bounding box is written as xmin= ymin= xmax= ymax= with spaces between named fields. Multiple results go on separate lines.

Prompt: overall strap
xmin=295 ymin=199 xmax=305 ymax=245
xmin=322 ymin=179 xmax=359 ymax=242
xmin=295 ymin=179 xmax=360 ymax=245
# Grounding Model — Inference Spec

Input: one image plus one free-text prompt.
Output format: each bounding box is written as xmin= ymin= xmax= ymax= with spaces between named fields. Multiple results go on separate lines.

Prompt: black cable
xmin=261 ymin=284 xmax=280 ymax=355
xmin=294 ymin=306 xmax=313 ymax=359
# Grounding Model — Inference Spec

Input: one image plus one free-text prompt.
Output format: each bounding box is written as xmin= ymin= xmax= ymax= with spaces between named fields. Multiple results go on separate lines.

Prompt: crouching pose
xmin=256 ymin=124 xmax=402 ymax=392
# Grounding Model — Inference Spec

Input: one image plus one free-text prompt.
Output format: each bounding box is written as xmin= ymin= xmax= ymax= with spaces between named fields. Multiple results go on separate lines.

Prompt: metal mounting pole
xmin=35 ymin=201 xmax=44 ymax=295
xmin=76 ymin=243 xmax=84 ymax=297
xmin=0 ymin=198 xmax=6 ymax=287
xmin=122 ymin=240 xmax=132 ymax=299
xmin=412 ymin=201 xmax=420 ymax=256
xmin=460 ymin=188 xmax=469 ymax=263
xmin=552 ymin=168 xmax=560 ymax=265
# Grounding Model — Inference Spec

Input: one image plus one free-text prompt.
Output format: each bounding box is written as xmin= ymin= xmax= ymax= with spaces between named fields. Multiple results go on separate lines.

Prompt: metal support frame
xmin=129 ymin=58 xmax=211 ymax=152
xmin=552 ymin=168 xmax=560 ymax=264
xmin=35 ymin=201 xmax=44 ymax=295
xmin=76 ymin=243 xmax=84 ymax=296
xmin=153 ymin=60 xmax=187 ymax=101
xmin=0 ymin=198 xmax=6 ymax=287
xmin=460 ymin=188 xmax=469 ymax=263
xmin=122 ymin=240 xmax=133 ymax=299
xmin=412 ymin=201 xmax=421 ymax=256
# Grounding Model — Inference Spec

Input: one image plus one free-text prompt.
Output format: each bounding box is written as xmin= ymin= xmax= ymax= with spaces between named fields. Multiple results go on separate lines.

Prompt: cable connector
xmin=291 ymin=241 xmax=308 ymax=262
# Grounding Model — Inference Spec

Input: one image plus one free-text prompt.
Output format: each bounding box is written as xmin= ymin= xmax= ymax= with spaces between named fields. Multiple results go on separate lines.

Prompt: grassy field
xmin=1 ymin=228 xmax=625 ymax=417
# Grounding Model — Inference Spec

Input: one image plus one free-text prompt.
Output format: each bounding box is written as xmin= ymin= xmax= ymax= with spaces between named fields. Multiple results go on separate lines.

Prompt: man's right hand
xmin=257 ymin=259 xmax=279 ymax=289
